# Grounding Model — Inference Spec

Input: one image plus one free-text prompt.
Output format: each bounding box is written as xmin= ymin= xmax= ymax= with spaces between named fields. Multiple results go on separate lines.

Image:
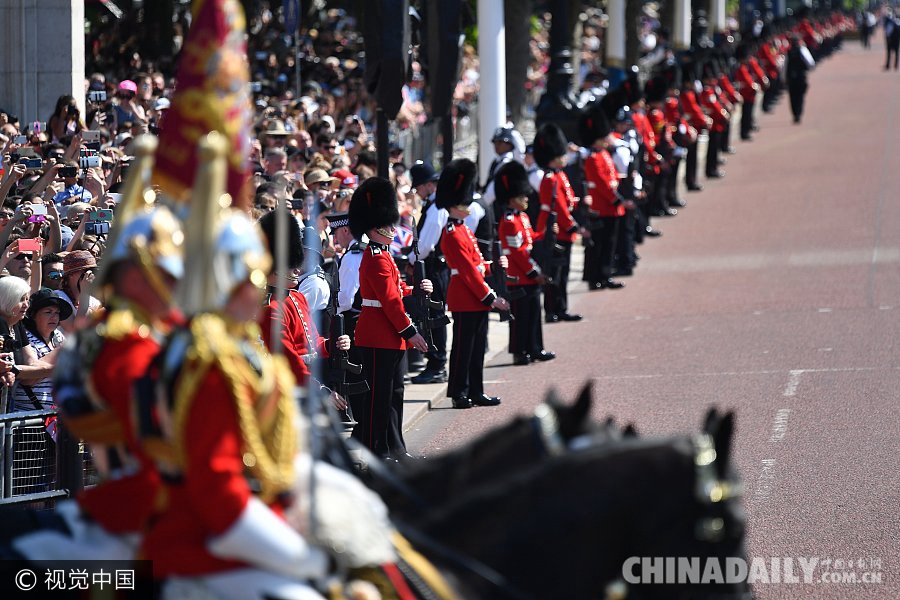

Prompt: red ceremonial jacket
xmin=719 ymin=75 xmax=741 ymax=106
xmin=680 ymin=88 xmax=708 ymax=131
xmin=141 ymin=315 xmax=297 ymax=578
xmin=536 ymin=169 xmax=579 ymax=243
xmin=441 ymin=220 xmax=496 ymax=312
xmin=260 ymin=289 xmax=328 ymax=385
xmin=701 ymin=85 xmax=729 ymax=133
xmin=584 ymin=148 xmax=624 ymax=218
xmin=749 ymin=57 xmax=768 ymax=88
xmin=631 ymin=109 xmax=657 ymax=169
xmin=75 ymin=303 xmax=173 ymax=534
xmin=355 ymin=243 xmax=416 ymax=349
xmin=735 ymin=64 xmax=757 ymax=103
xmin=498 ymin=209 xmax=542 ymax=286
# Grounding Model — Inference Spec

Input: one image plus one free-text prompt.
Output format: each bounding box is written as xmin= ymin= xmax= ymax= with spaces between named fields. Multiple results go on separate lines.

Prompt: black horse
xmin=362 ymin=382 xmax=633 ymax=516
xmin=391 ymin=409 xmax=752 ymax=600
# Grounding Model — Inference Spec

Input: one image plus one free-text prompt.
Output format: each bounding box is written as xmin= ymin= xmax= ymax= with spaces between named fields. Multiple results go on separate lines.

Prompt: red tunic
xmin=735 ymin=64 xmax=757 ymax=103
xmin=680 ymin=89 xmax=708 ymax=131
xmin=354 ymin=244 xmax=415 ymax=350
xmin=535 ymin=170 xmax=579 ymax=243
xmin=749 ymin=57 xmax=768 ymax=88
xmin=701 ymin=86 xmax=729 ymax=133
xmin=75 ymin=306 xmax=169 ymax=534
xmin=259 ymin=289 xmax=327 ymax=385
xmin=583 ymin=149 xmax=624 ymax=218
xmin=719 ymin=75 xmax=741 ymax=106
xmin=498 ymin=210 xmax=541 ymax=286
xmin=141 ymin=316 xmax=297 ymax=577
xmin=441 ymin=221 xmax=495 ymax=312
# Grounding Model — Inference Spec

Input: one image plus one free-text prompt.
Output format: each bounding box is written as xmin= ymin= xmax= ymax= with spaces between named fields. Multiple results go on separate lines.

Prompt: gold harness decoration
xmin=171 ymin=313 xmax=297 ymax=503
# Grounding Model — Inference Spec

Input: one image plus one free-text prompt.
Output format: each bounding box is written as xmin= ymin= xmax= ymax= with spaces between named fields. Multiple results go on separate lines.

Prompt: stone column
xmin=672 ymin=0 xmax=692 ymax=51
xmin=709 ymin=0 xmax=727 ymax=31
xmin=477 ymin=0 xmax=506 ymax=183
xmin=0 ymin=0 xmax=85 ymax=125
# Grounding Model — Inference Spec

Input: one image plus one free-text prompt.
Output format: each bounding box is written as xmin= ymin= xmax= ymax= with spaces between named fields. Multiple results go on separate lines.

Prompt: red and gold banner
xmin=152 ymin=0 xmax=253 ymax=209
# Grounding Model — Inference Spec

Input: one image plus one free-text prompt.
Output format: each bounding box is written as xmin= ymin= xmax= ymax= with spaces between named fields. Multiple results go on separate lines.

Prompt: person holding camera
xmin=52 ymin=160 xmax=93 ymax=205
xmin=0 ymin=277 xmax=54 ymax=393
xmin=55 ymin=250 xmax=101 ymax=332
xmin=47 ymin=95 xmax=84 ymax=144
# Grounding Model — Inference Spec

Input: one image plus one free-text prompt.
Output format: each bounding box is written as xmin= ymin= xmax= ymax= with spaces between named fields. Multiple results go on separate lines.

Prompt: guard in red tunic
xmin=701 ymin=61 xmax=731 ymax=179
xmin=349 ymin=177 xmax=431 ymax=459
xmin=735 ymin=44 xmax=761 ymax=141
xmin=680 ymin=69 xmax=711 ymax=192
xmin=12 ymin=205 xmax=184 ymax=561
xmin=437 ymin=159 xmax=509 ymax=408
xmin=580 ymin=106 xmax=626 ymax=292
xmin=257 ymin=209 xmax=349 ymax=387
xmin=533 ymin=122 xmax=583 ymax=323
xmin=644 ymin=76 xmax=677 ymax=218
xmin=495 ymin=160 xmax=555 ymax=366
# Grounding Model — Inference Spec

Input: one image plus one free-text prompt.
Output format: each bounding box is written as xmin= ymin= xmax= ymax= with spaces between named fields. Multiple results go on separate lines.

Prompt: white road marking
xmin=818 ymin=347 xmax=833 ymax=352
xmin=754 ymin=458 xmax=778 ymax=503
xmin=783 ymin=370 xmax=804 ymax=397
xmin=769 ymin=409 xmax=791 ymax=442
xmin=591 ymin=365 xmax=886 ymax=382
xmin=818 ymin=308 xmax=832 ymax=313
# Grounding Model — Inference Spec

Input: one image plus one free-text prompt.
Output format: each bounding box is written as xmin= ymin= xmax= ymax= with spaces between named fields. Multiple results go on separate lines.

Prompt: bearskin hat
xmin=493 ymin=160 xmax=533 ymax=206
xmin=435 ymin=158 xmax=478 ymax=210
xmin=622 ymin=65 xmax=643 ymax=105
xmin=259 ymin=208 xmax=304 ymax=270
xmin=349 ymin=176 xmax=399 ymax=240
xmin=644 ymin=76 xmax=668 ymax=104
xmin=532 ymin=123 xmax=569 ymax=169
xmin=577 ymin=104 xmax=612 ymax=147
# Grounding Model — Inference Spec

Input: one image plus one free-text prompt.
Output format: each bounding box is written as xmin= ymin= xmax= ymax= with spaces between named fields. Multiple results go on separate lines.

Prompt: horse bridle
xmin=692 ymin=433 xmax=743 ymax=543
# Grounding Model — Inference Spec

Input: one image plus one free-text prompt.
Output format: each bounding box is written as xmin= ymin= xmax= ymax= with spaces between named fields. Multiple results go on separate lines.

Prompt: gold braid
xmin=172 ymin=313 xmax=297 ymax=503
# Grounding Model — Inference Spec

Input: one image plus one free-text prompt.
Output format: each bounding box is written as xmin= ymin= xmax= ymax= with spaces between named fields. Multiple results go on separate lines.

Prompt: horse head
xmin=411 ymin=407 xmax=752 ymax=600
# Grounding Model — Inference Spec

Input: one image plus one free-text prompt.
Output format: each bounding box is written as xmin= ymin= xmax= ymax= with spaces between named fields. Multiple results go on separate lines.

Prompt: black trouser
xmin=423 ymin=263 xmax=448 ymax=371
xmin=684 ymin=139 xmax=699 ymax=187
xmin=666 ymin=156 xmax=681 ymax=206
xmin=788 ymin=79 xmax=808 ymax=121
xmin=585 ymin=216 xmax=620 ymax=284
xmin=722 ymin=120 xmax=733 ymax=152
xmin=886 ymin=41 xmax=899 ymax=69
xmin=543 ymin=240 xmax=573 ymax=317
xmin=447 ymin=311 xmax=489 ymax=400
xmin=762 ymin=77 xmax=780 ymax=111
xmin=508 ymin=284 xmax=543 ymax=357
xmin=740 ymin=98 xmax=755 ymax=139
xmin=648 ymin=166 xmax=670 ymax=215
xmin=705 ymin=130 xmax=721 ymax=176
xmin=615 ymin=208 xmax=637 ymax=270
xmin=353 ymin=347 xmax=406 ymax=457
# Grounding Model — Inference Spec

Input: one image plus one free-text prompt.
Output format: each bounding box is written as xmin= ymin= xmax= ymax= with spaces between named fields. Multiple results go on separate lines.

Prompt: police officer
xmin=408 ymin=161 xmax=448 ymax=385
xmin=437 ymin=159 xmax=509 ymax=408
xmin=297 ymin=226 xmax=330 ymax=312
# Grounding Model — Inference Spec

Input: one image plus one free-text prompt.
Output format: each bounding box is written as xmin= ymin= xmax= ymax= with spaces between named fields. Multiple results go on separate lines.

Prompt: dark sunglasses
xmin=0 ymin=212 xmax=14 ymax=219
xmin=13 ymin=254 xmax=32 ymax=261
xmin=47 ymin=270 xmax=63 ymax=280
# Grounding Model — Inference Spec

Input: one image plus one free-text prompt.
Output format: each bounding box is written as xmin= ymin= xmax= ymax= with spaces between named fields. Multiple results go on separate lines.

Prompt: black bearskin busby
xmin=644 ymin=76 xmax=668 ymax=104
xmin=493 ymin=160 xmax=533 ymax=206
xmin=577 ymin=104 xmax=612 ymax=148
xmin=435 ymin=158 xmax=477 ymax=210
xmin=532 ymin=123 xmax=568 ymax=170
xmin=259 ymin=208 xmax=304 ymax=270
xmin=622 ymin=65 xmax=643 ymax=105
xmin=349 ymin=176 xmax=399 ymax=240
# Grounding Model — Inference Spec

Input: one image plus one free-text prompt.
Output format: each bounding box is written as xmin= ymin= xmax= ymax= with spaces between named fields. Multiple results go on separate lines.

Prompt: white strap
xmin=361 ymin=298 xmax=382 ymax=307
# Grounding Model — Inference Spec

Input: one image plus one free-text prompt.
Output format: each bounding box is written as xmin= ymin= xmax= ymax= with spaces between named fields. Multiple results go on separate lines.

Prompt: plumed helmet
xmin=435 ymin=158 xmax=478 ymax=210
xmin=348 ymin=176 xmax=399 ymax=240
xmin=577 ymin=104 xmax=612 ymax=147
xmin=206 ymin=211 xmax=271 ymax=309
xmin=493 ymin=160 xmax=533 ymax=206
xmin=104 ymin=205 xmax=184 ymax=301
xmin=644 ymin=76 xmax=668 ymax=104
xmin=531 ymin=123 xmax=569 ymax=169
xmin=258 ymin=208 xmax=304 ymax=271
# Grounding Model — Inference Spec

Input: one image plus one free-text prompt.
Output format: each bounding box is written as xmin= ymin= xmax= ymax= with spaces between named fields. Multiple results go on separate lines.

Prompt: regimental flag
xmin=152 ymin=0 xmax=254 ymax=209
xmin=391 ymin=224 xmax=414 ymax=256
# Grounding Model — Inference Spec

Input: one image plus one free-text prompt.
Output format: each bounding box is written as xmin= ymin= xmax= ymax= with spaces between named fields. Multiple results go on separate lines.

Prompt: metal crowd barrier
xmin=0 ymin=387 xmax=89 ymax=508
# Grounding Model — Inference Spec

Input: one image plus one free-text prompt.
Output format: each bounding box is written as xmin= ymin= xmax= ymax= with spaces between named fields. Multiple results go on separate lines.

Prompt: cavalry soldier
xmin=349 ymin=177 xmax=431 ymax=460
xmin=495 ymin=160 xmax=555 ymax=366
xmin=139 ymin=208 xmax=331 ymax=599
xmin=437 ymin=159 xmax=509 ymax=408
xmin=580 ymin=106 xmax=626 ymax=292
xmin=12 ymin=199 xmax=185 ymax=561
xmin=532 ymin=122 xmax=583 ymax=323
